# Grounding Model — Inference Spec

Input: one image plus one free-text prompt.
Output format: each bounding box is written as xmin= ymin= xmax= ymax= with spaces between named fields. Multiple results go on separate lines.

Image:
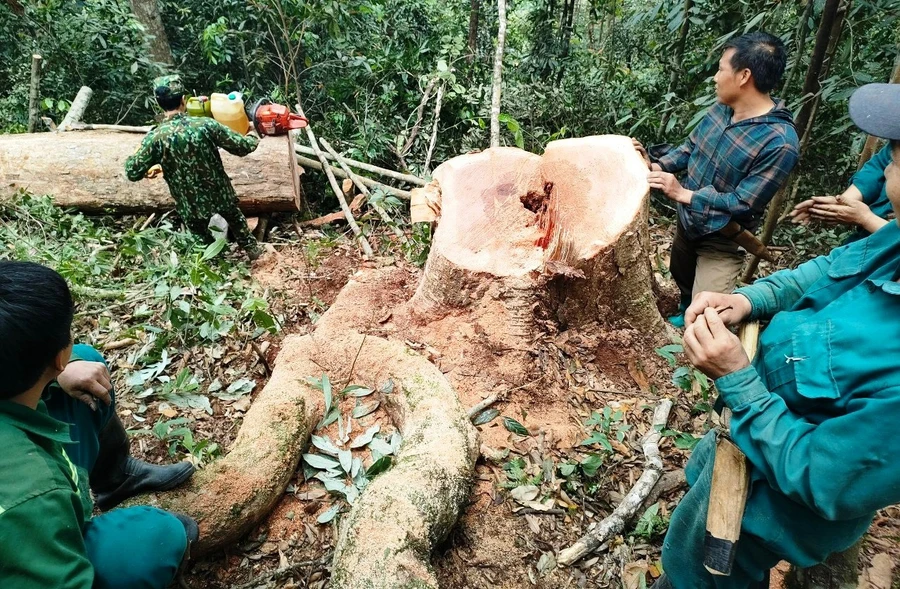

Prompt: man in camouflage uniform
xmin=125 ymin=75 xmax=263 ymax=260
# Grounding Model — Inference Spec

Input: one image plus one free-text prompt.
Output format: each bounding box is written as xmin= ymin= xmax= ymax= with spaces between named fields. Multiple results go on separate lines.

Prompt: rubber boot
xmin=171 ymin=512 xmax=200 ymax=585
xmin=650 ymin=571 xmax=770 ymax=589
xmin=90 ymin=413 xmax=196 ymax=511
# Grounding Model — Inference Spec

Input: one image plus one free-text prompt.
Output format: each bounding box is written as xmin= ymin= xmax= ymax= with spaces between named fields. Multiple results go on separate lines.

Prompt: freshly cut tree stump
xmin=409 ymin=135 xmax=664 ymax=334
xmin=0 ymin=131 xmax=301 ymax=214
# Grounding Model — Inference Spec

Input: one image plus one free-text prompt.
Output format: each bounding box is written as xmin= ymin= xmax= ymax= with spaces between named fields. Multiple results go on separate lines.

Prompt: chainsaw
xmin=249 ymin=98 xmax=308 ymax=136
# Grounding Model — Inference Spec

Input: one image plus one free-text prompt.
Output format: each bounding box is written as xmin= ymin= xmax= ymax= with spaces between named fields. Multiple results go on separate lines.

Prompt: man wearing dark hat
xmin=125 ymin=75 xmax=263 ymax=260
xmin=650 ymin=82 xmax=900 ymax=589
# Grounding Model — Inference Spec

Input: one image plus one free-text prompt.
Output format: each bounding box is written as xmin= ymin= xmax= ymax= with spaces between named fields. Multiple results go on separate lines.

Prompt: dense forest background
xmin=1 ymin=0 xmax=897 ymax=203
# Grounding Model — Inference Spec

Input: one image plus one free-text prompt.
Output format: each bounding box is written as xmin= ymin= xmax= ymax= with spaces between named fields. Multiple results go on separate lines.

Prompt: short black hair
xmin=156 ymin=90 xmax=184 ymax=112
xmin=0 ymin=261 xmax=74 ymax=399
xmin=724 ymin=32 xmax=787 ymax=94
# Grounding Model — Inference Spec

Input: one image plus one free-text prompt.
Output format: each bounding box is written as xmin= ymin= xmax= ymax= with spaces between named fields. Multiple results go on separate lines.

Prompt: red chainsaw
xmin=249 ymin=98 xmax=308 ymax=136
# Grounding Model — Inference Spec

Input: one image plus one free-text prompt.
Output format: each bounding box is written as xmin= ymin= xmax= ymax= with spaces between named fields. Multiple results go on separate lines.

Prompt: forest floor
xmin=180 ymin=210 xmax=898 ymax=589
xmin=2 ymin=193 xmax=895 ymax=589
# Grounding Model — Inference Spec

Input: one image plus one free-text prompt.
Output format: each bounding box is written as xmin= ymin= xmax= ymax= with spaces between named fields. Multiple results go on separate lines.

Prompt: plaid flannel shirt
xmin=658 ymin=100 xmax=800 ymax=241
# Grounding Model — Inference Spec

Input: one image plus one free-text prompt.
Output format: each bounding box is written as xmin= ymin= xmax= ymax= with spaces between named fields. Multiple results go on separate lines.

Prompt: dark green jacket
xmin=124 ymin=113 xmax=259 ymax=224
xmin=714 ymin=219 xmax=900 ymax=565
xmin=0 ymin=400 xmax=94 ymax=588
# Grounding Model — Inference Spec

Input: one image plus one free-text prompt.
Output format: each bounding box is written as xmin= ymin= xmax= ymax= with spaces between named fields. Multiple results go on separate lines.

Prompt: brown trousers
xmin=669 ymin=220 xmax=744 ymax=308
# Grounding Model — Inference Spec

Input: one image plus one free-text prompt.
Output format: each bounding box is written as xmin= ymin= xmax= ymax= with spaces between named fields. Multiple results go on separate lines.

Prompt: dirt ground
xmin=157 ymin=218 xmax=898 ymax=589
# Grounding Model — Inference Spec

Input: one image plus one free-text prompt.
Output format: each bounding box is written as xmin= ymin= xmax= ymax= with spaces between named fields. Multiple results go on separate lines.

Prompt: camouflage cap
xmin=153 ymin=74 xmax=185 ymax=101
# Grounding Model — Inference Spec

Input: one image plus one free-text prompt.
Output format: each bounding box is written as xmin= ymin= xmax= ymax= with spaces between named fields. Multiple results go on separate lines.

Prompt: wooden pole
xmin=467 ymin=0 xmax=481 ymax=62
xmin=58 ymin=86 xmax=93 ymax=132
xmin=293 ymin=144 xmax=426 ymax=186
xmin=424 ymin=81 xmax=445 ymax=173
xmin=27 ymin=54 xmax=42 ymax=133
xmin=294 ymin=102 xmax=373 ymax=258
xmin=320 ymin=138 xmax=408 ymax=244
xmin=489 ymin=0 xmax=507 ymax=148
xmin=294 ymin=155 xmax=412 ymax=200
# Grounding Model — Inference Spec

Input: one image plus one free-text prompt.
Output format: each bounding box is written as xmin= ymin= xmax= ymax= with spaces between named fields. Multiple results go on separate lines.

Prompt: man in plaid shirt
xmin=635 ymin=32 xmax=800 ymax=326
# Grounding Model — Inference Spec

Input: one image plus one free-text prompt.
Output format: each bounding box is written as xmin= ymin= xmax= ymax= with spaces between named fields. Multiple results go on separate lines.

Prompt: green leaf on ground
xmin=503 ymin=417 xmax=529 ymax=436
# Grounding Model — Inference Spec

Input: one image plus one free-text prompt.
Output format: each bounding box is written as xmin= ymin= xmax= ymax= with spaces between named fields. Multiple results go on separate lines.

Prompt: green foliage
xmin=579 ymin=406 xmax=631 ymax=453
xmin=632 ymin=502 xmax=669 ymax=540
xmin=146 ymin=417 xmax=222 ymax=464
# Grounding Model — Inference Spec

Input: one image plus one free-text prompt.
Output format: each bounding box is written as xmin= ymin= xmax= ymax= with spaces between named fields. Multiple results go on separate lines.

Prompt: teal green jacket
xmin=845 ymin=144 xmax=892 ymax=243
xmin=0 ymin=400 xmax=94 ymax=587
xmin=713 ymin=219 xmax=900 ymax=565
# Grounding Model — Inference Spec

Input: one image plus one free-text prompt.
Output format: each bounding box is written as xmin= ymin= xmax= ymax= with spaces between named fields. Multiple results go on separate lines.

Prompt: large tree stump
xmin=0 ymin=131 xmax=301 ymax=214
xmin=409 ymin=135 xmax=663 ymax=335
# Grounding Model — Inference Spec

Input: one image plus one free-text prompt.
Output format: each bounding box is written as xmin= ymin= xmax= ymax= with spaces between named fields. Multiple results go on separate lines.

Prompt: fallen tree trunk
xmin=407 ymin=135 xmax=665 ymax=335
xmin=0 ymin=131 xmax=302 ymax=214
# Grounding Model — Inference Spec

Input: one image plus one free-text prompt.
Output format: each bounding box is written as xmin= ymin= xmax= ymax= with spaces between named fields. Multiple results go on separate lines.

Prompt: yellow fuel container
xmin=210 ymin=92 xmax=249 ymax=135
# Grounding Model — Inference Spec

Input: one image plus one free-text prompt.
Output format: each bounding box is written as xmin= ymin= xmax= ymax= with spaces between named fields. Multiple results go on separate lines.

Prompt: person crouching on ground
xmin=125 ymin=74 xmax=263 ymax=260
xmin=0 ymin=260 xmax=198 ymax=588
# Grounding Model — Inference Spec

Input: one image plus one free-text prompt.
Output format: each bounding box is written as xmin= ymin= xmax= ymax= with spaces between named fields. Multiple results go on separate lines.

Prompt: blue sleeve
xmin=734 ymin=243 xmax=848 ymax=319
xmin=684 ymin=140 xmax=799 ymax=231
xmin=657 ymin=135 xmax=694 ymax=173
xmin=851 ymin=144 xmax=891 ymax=206
xmin=716 ymin=367 xmax=900 ymax=521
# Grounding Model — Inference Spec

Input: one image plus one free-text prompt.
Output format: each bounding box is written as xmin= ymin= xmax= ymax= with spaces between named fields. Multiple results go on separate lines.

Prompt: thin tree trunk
xmin=58 ymin=86 xmax=93 ymax=132
xmin=742 ymin=0 xmax=848 ymax=282
xmin=27 ymin=54 xmax=41 ymax=133
xmin=782 ymin=0 xmax=815 ymax=95
xmin=424 ymin=82 xmax=445 ymax=173
xmin=468 ymin=0 xmax=481 ymax=62
xmin=489 ymin=0 xmax=507 ymax=148
xmin=659 ymin=0 xmax=693 ymax=134
xmin=791 ymin=0 xmax=843 ymax=141
xmin=129 ymin=0 xmax=174 ymax=66
xmin=858 ymin=53 xmax=900 ymax=168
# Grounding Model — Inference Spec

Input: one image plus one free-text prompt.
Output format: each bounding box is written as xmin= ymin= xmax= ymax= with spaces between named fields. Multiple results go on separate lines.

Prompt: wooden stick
xmin=401 ymin=77 xmax=437 ymax=156
xmin=58 ymin=86 xmax=93 ymax=132
xmin=424 ymin=81 xmax=445 ymax=173
xmin=300 ymin=194 xmax=365 ymax=227
xmin=294 ymin=154 xmax=412 ymax=200
xmin=27 ymin=54 xmax=42 ymax=133
xmin=68 ymin=123 xmax=153 ymax=133
xmin=319 ymin=138 xmax=408 ymax=243
xmin=489 ymin=0 xmax=508 ymax=148
xmin=294 ymin=144 xmax=426 ymax=186
xmin=468 ymin=394 xmax=499 ymax=419
xmin=294 ymin=103 xmax=373 ymax=258
xmin=558 ymin=399 xmax=673 ymax=565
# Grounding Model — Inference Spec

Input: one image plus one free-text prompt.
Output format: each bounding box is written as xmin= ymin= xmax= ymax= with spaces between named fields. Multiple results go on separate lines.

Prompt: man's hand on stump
xmin=648 ymin=170 xmax=692 ymax=203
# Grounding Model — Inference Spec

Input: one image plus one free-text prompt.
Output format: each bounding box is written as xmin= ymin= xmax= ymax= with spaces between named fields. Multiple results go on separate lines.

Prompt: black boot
xmin=90 ymin=413 xmax=195 ymax=511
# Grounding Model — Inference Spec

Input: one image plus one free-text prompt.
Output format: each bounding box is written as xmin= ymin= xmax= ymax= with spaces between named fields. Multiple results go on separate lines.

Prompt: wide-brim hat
xmin=849 ymin=83 xmax=900 ymax=140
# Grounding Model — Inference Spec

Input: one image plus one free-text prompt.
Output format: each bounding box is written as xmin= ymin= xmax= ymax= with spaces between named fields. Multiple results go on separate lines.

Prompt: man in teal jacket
xmin=653 ymin=83 xmax=900 ymax=588
xmin=790 ymin=142 xmax=893 ymax=242
xmin=0 ymin=261 xmax=197 ymax=588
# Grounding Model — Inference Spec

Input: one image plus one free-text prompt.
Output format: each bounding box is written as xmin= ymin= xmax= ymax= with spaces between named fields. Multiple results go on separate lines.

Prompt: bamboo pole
xmin=27 ymin=54 xmax=42 ymax=133
xmin=294 ymin=102 xmax=373 ymax=258
xmin=424 ymin=81 xmax=445 ymax=173
xmin=489 ymin=0 xmax=507 ymax=148
xmin=294 ymin=155 xmax=412 ymax=200
xmin=293 ymin=144 xmax=426 ymax=186
xmin=320 ymin=138 xmax=408 ymax=244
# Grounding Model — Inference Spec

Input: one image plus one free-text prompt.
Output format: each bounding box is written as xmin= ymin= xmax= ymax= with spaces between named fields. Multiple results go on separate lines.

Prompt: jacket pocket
xmin=791 ymin=320 xmax=840 ymax=399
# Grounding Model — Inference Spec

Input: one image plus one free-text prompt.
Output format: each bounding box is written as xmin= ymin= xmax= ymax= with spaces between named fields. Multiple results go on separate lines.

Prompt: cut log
xmin=58 ymin=86 xmax=93 ymax=132
xmin=407 ymin=135 xmax=665 ymax=335
xmin=0 ymin=131 xmax=302 ymax=214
